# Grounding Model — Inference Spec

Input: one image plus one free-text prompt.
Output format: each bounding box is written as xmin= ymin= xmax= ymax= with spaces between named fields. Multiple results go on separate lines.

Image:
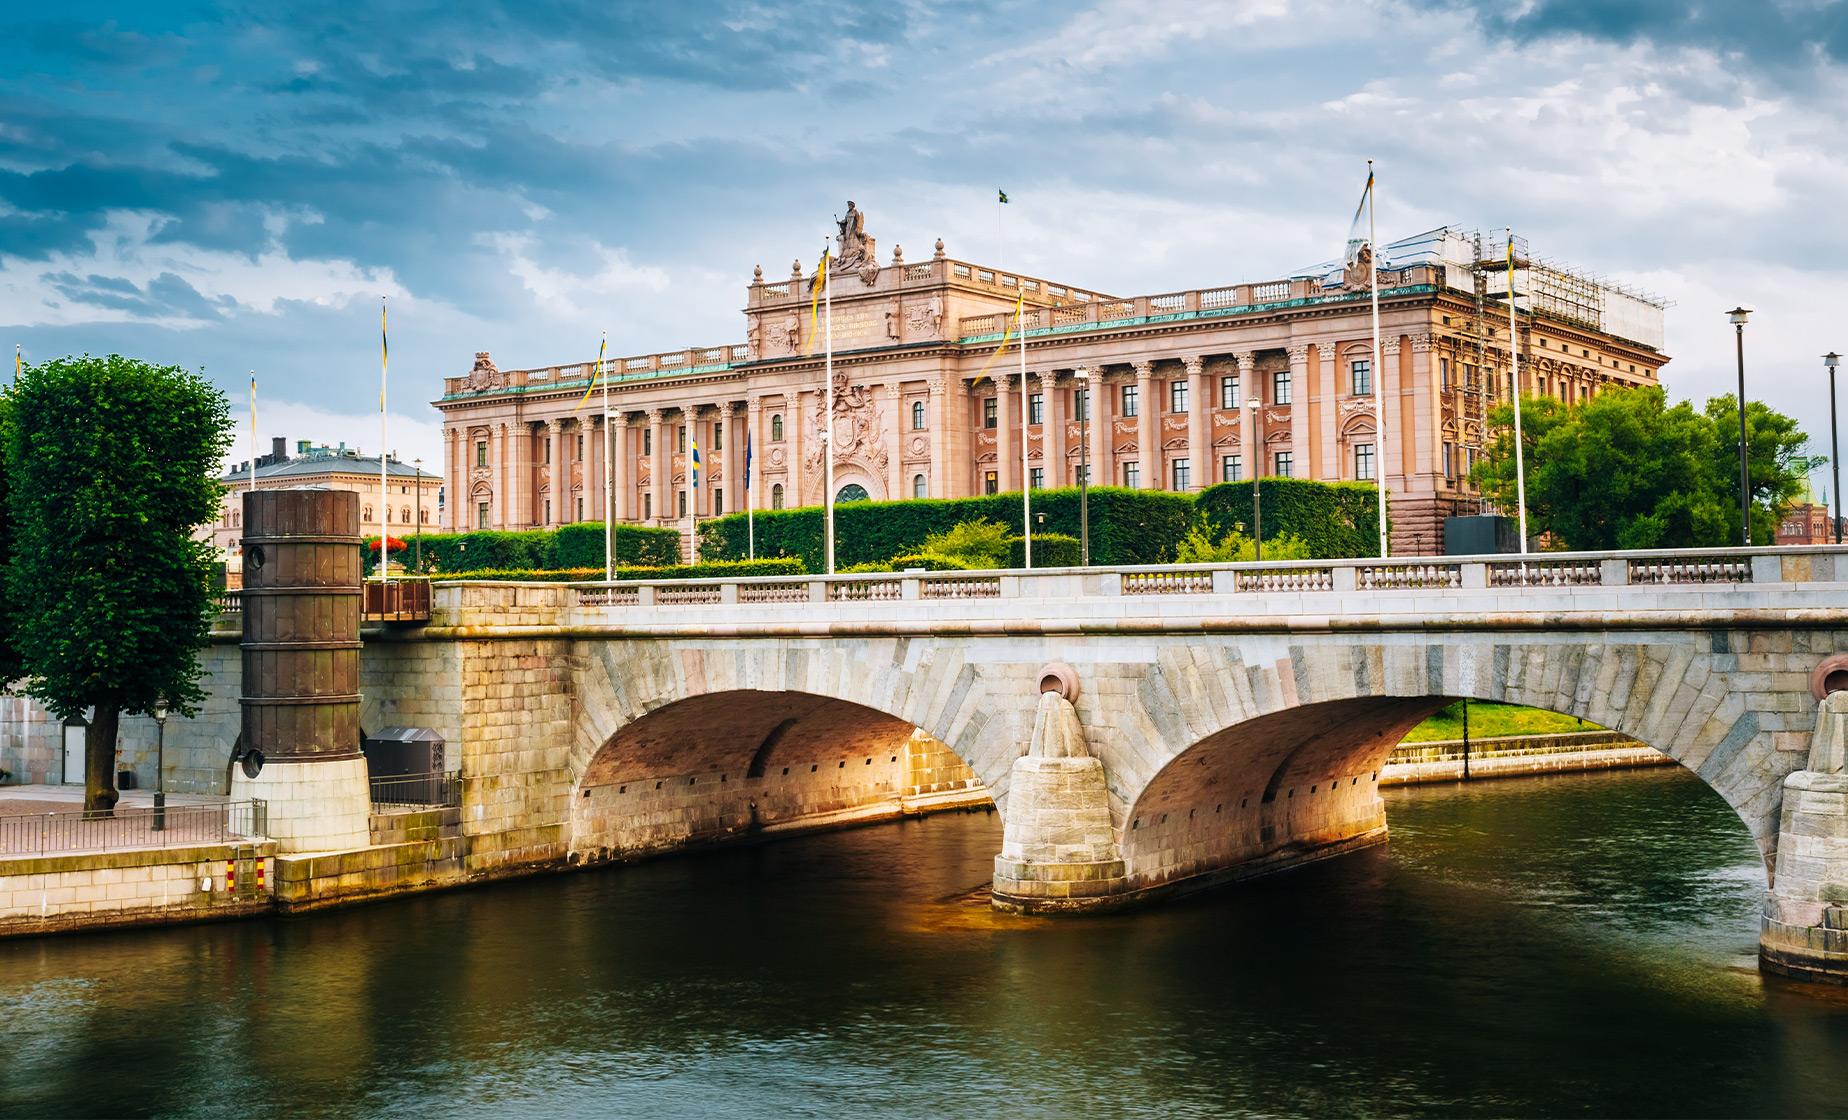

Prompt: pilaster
xmin=1043 ymin=369 xmax=1067 ymax=488
xmin=1134 ymin=361 xmax=1156 ymax=489
xmin=1237 ymin=354 xmax=1258 ymax=482
xmin=1184 ymin=356 xmax=1208 ymax=492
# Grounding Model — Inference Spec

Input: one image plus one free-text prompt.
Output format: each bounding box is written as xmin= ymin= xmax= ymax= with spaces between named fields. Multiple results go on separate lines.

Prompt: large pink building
xmin=434 ymin=209 xmax=1668 ymax=554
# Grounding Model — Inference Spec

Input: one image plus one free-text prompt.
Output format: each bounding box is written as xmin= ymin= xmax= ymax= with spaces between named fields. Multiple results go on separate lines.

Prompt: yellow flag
xmin=572 ymin=335 xmax=607 ymax=414
xmin=974 ymin=292 xmax=1025 ymax=380
xmin=379 ymin=299 xmax=389 ymax=411
xmin=806 ymin=250 xmax=830 ymax=356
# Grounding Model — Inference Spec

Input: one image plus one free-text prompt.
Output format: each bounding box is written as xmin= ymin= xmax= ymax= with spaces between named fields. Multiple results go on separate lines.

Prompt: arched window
xmin=836 ymin=483 xmax=869 ymax=503
xmin=401 ymin=507 xmax=411 ymax=523
xmin=771 ymin=414 xmax=784 ymax=441
xmin=771 ymin=483 xmax=785 ymax=510
xmin=911 ymin=401 xmax=925 ymax=430
xmin=231 ymin=510 xmax=240 ymax=528
xmin=912 ymin=474 xmax=926 ymax=498
xmin=363 ymin=506 xmax=373 ymax=522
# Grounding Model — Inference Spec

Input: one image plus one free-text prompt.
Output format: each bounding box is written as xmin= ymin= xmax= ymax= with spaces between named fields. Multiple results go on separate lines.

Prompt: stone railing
xmin=442 ymin=344 xmax=751 ymax=397
xmin=486 ymin=545 xmax=1848 ymax=620
xmin=956 ymin=265 xmax=1435 ymax=341
xmin=749 ymin=257 xmax=1112 ymax=308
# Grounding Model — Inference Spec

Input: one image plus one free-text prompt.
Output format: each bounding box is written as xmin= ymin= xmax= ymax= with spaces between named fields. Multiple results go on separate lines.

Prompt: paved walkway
xmin=0 ymin=785 xmax=241 ymax=856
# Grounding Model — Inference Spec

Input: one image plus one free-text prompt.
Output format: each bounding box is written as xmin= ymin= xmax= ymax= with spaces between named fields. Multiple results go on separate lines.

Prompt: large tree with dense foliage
xmin=1470 ymin=386 xmax=1812 ymax=551
xmin=4 ymin=355 xmax=232 ymax=811
xmin=0 ymin=389 xmax=20 ymax=689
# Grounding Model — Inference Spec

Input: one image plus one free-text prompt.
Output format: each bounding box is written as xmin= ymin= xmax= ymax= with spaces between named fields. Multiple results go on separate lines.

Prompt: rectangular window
xmin=476 ymin=502 xmax=490 ymax=530
xmin=544 ymin=498 xmax=552 ymax=523
xmin=1440 ymin=357 xmax=1451 ymax=389
xmin=475 ymin=441 xmax=488 ymax=467
xmin=576 ymin=433 xmax=584 ymax=460
xmin=1172 ymin=460 xmax=1191 ymax=491
xmin=1355 ymin=442 xmax=1375 ymax=480
xmin=643 ymin=429 xmax=653 ymax=456
xmin=544 ymin=440 xmax=552 ymax=465
xmin=643 ymin=493 xmax=652 ymax=519
xmin=714 ymin=488 xmax=724 ymax=516
xmin=1222 ymin=455 xmax=1241 ymax=483
xmin=1122 ymin=385 xmax=1139 ymax=418
xmin=1220 ymin=375 xmax=1240 ymax=410
xmin=1074 ymin=388 xmax=1090 ymax=422
xmin=678 ymin=489 xmax=687 ymax=516
xmin=1029 ymin=467 xmax=1044 ymax=490
xmin=1273 ymin=369 xmax=1292 ymax=405
xmin=1170 ymin=380 xmax=1188 ymax=414
xmin=1076 ymin=464 xmax=1090 ymax=485
xmin=576 ymin=496 xmax=584 ymax=521
xmin=677 ymin=426 xmax=686 ymax=453
xmin=1351 ymin=359 xmax=1372 ymax=397
xmin=1029 ymin=392 xmax=1044 ymax=425
xmin=712 ymin=424 xmax=722 ymax=452
xmin=984 ymin=398 xmax=998 ymax=429
xmin=1123 ymin=462 xmax=1141 ymax=489
xmin=984 ymin=471 xmax=998 ymax=495
xmin=1443 ymin=441 xmax=1456 ymax=479
xmin=1274 ymin=451 xmax=1293 ymax=478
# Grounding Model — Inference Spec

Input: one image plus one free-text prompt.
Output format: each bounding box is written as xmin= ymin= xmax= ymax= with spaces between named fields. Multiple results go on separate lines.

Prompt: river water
xmin=6 ymin=766 xmax=1848 ymax=1118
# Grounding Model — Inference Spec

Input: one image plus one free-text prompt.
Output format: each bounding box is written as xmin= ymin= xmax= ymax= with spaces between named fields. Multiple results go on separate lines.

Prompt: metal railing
xmin=364 ymin=579 xmax=432 ymax=622
xmin=536 ymin=545 xmax=1843 ymax=613
xmin=368 ymin=771 xmax=461 ymax=809
xmin=1387 ymin=731 xmax=1640 ymax=765
xmin=0 ymin=799 xmax=268 ymax=856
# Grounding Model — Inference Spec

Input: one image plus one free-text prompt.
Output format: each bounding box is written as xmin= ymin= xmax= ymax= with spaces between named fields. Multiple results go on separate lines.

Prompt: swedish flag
xmin=691 ymin=437 xmax=700 ymax=489
xmin=997 ymin=189 xmax=1009 ymax=204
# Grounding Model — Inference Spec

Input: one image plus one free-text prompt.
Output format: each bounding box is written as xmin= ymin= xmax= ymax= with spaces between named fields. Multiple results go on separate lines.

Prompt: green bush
xmin=1193 ymin=479 xmax=1384 ymax=558
xmin=410 ymin=523 xmax=681 ymax=573
xmin=696 ymin=487 xmax=1193 ymax=570
xmin=1173 ymin=525 xmax=1313 ymax=563
xmin=922 ymin=519 xmax=1012 ymax=568
xmin=415 ymin=529 xmax=548 ymax=573
xmin=433 ymin=558 xmax=802 ymax=582
xmin=887 ymin=552 xmax=974 ymax=571
xmin=1008 ymin=532 xmax=1080 ymax=568
xmin=549 ymin=522 xmax=681 ymax=568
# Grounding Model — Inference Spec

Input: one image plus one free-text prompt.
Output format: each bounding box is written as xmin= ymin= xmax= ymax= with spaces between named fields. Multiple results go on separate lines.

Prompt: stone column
xmin=544 ymin=419 xmax=562 ymax=524
xmin=788 ymin=392 xmax=807 ymax=506
xmin=1088 ymin=370 xmax=1111 ymax=488
xmin=1043 ymin=370 xmax=1067 ymax=488
xmin=588 ymin=416 xmax=604 ymax=522
xmin=1287 ymin=346 xmax=1310 ymax=480
xmin=991 ymin=684 xmax=1127 ymax=913
xmin=607 ymin=414 xmax=625 ymax=524
xmin=927 ymin=378 xmax=949 ymax=498
xmin=495 ymin=422 xmax=510 ymax=528
xmin=1317 ymin=344 xmax=1339 ymax=479
xmin=882 ymin=383 xmax=903 ymax=499
xmin=1381 ymin=336 xmax=1404 ymax=493
xmin=1762 ymin=692 xmax=1848 ymax=982
xmin=996 ymin=375 xmax=1017 ymax=492
xmin=511 ymin=421 xmax=531 ymax=528
xmin=745 ymin=396 xmax=763 ymax=513
xmin=444 ymin=427 xmax=459 ymax=530
xmin=717 ymin=402 xmax=737 ymax=516
xmin=1237 ymin=354 xmax=1258 ymax=482
xmin=648 ymin=408 xmax=668 ymax=524
xmin=1134 ymin=361 xmax=1156 ymax=488
xmin=1184 ymin=356 xmax=1208 ymax=492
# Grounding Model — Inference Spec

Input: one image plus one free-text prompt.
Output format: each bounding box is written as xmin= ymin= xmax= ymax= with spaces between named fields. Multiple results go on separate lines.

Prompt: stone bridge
xmin=346 ymin=546 xmax=1848 ymax=981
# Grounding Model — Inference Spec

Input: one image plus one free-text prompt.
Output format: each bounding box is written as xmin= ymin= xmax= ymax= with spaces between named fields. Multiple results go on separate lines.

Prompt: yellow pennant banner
xmin=973 ymin=292 xmax=1025 ymax=381
xmin=806 ymin=250 xmax=830 ymax=356
xmin=573 ymin=335 xmax=607 ymax=414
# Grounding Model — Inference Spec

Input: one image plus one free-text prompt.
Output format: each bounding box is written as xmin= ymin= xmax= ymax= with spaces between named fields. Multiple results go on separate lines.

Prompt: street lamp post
xmin=413 ymin=457 xmax=424 ymax=573
xmin=151 ymin=698 xmax=169 ymax=832
xmin=1728 ymin=307 xmax=1753 ymax=546
xmin=1828 ymin=352 xmax=1842 ymax=545
xmin=1245 ymin=396 xmax=1263 ymax=563
xmin=1075 ymin=367 xmax=1091 ymax=566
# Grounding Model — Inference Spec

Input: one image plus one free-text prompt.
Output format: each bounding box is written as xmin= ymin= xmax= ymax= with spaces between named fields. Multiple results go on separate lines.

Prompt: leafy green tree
xmin=1473 ymin=387 xmax=1753 ymax=550
xmin=4 ymin=356 xmax=232 ymax=811
xmin=1705 ymin=394 xmax=1814 ymax=546
xmin=1174 ymin=523 xmax=1313 ymax=563
xmin=0 ymin=389 xmax=20 ymax=688
xmin=919 ymin=519 xmax=1013 ymax=568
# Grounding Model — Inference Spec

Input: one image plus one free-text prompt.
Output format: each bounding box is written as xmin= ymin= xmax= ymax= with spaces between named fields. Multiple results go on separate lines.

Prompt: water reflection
xmin=4 ymin=770 xmax=1847 ymax=1118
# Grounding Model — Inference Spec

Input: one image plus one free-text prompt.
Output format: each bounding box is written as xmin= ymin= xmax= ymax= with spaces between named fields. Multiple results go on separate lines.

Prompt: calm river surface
xmin=7 ymin=766 xmax=1848 ymax=1118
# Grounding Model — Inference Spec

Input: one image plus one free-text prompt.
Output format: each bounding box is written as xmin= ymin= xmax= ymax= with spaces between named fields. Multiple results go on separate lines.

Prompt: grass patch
xmin=1401 ymin=701 xmax=1602 ymax=743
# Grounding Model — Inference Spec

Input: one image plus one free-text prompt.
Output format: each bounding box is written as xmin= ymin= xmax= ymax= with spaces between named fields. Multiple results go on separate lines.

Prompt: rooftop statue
xmin=834 ymin=201 xmax=880 ymax=283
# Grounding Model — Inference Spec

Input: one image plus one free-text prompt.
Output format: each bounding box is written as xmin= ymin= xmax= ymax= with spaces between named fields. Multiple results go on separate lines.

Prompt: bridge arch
xmin=1113 ymin=633 xmax=1783 ymax=900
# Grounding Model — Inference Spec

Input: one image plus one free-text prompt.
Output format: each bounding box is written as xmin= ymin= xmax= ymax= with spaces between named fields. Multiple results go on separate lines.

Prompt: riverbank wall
xmin=1379 ymin=730 xmax=1671 ymax=786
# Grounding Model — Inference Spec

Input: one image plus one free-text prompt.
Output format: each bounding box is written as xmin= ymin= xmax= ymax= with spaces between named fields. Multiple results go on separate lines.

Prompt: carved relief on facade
xmin=763 ymin=311 xmax=802 ymax=356
xmin=1264 ymin=409 xmax=1290 ymax=425
xmin=571 ymin=463 xmax=584 ymax=489
xmin=1338 ymin=399 xmax=1376 ymax=422
xmin=768 ymin=446 xmax=787 ymax=468
xmin=805 ymin=373 xmax=888 ymax=474
xmin=905 ymin=295 xmax=945 ymax=340
xmin=908 ymin=435 xmax=929 ymax=457
xmin=465 ymin=352 xmax=505 ymax=392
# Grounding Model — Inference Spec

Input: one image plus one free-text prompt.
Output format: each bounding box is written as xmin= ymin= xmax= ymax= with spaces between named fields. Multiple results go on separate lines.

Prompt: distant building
xmin=1777 ymin=500 xmax=1841 ymax=546
xmin=434 ymin=208 xmax=1669 ymax=555
xmin=208 ymin=437 xmax=443 ymax=557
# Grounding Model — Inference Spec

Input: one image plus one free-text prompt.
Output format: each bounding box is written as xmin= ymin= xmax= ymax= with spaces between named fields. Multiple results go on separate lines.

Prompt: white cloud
xmin=228 ymin=395 xmax=443 ymax=481
xmin=478 ymin=231 xmax=672 ymax=321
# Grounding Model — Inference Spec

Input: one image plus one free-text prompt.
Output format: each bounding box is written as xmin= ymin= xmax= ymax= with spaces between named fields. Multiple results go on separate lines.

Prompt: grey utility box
xmin=1444 ymin=514 xmax=1524 ymax=556
xmin=362 ymin=726 xmax=446 ymax=803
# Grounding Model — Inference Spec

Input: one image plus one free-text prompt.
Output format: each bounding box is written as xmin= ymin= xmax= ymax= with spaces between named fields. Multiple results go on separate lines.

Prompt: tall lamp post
xmin=151 ymin=698 xmax=169 ymax=831
xmin=1075 ymin=367 xmax=1092 ymax=565
xmin=1828 ymin=352 xmax=1842 ymax=545
xmin=1245 ymin=396 xmax=1263 ymax=563
xmin=413 ymin=457 xmax=424 ymax=573
xmin=1728 ymin=307 xmax=1753 ymax=546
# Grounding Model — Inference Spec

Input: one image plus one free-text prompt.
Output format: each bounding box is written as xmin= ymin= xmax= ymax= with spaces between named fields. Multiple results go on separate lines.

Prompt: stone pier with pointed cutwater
xmin=1761 ymin=673 xmax=1848 ymax=983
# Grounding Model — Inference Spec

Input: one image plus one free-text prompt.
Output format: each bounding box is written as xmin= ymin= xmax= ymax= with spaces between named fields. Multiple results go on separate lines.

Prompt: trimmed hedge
xmin=433 ymin=558 xmax=803 ymax=582
xmin=1194 ymin=479 xmax=1384 ymax=558
xmin=412 ymin=523 xmax=680 ymax=573
xmin=1008 ymin=533 xmax=1080 ymax=568
xmin=696 ymin=487 xmax=1193 ymax=571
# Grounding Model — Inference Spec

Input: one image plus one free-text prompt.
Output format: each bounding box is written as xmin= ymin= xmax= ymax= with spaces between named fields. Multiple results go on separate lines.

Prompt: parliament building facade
xmin=433 ymin=208 xmax=1668 ymax=555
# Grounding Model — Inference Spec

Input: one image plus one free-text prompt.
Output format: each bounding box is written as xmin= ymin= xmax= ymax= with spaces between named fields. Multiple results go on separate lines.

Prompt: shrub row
xmin=1007 ymin=532 xmax=1080 ymax=568
xmin=431 ymin=558 xmax=803 ymax=583
xmin=1193 ymin=479 xmax=1384 ymax=559
xmin=408 ymin=523 xmax=681 ymax=573
xmin=696 ymin=487 xmax=1195 ymax=571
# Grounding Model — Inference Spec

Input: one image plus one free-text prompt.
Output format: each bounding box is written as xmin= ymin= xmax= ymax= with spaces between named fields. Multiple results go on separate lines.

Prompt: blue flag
xmin=691 ymin=438 xmax=700 ymax=488
xmin=744 ymin=430 xmax=753 ymax=489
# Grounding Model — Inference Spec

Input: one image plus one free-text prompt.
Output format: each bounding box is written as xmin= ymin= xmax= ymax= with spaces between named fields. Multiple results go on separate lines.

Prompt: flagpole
xmin=1367 ymin=160 xmax=1388 ymax=558
xmin=601 ymin=332 xmax=613 ymax=582
xmin=746 ymin=425 xmax=756 ymax=561
xmin=823 ymin=247 xmax=836 ymax=576
xmin=248 ymin=372 xmax=258 ymax=494
xmin=1508 ymin=227 xmax=1529 ymax=555
xmin=1019 ymin=295 xmax=1032 ymax=568
xmin=380 ymin=297 xmax=389 ymax=586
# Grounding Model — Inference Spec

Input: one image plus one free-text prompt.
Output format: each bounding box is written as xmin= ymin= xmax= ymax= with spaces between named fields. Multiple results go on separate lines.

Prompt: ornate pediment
xmin=465 ymin=352 xmax=505 ymax=392
xmin=806 ymin=372 xmax=888 ymax=474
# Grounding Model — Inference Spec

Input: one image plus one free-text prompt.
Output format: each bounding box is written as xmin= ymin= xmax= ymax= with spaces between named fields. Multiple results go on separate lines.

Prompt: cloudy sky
xmin=4 ymin=0 xmax=1846 ymax=489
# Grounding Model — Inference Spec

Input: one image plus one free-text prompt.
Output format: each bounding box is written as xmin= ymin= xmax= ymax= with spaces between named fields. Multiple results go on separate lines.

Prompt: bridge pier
xmin=1762 ymin=692 xmax=1848 ymax=983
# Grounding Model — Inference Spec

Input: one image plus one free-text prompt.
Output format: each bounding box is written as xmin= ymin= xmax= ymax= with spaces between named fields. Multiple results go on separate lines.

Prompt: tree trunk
xmin=85 ymin=705 xmax=120 ymax=815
